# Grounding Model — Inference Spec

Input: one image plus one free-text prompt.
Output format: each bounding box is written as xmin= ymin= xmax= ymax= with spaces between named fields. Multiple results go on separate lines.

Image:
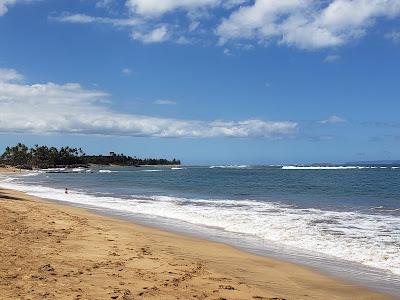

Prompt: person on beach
xmin=65 ymin=188 xmax=68 ymax=194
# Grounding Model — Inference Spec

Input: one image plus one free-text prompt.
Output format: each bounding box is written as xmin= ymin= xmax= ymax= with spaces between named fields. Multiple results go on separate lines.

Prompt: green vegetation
xmin=85 ymin=152 xmax=180 ymax=167
xmin=0 ymin=143 xmax=180 ymax=169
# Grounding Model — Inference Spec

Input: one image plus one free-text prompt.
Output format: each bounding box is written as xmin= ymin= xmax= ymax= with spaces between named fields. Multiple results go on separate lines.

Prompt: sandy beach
xmin=0 ymin=166 xmax=21 ymax=173
xmin=0 ymin=184 xmax=396 ymax=300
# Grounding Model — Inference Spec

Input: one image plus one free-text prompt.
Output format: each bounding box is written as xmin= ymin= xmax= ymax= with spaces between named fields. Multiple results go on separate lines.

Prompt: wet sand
xmin=0 ymin=187 xmax=396 ymax=300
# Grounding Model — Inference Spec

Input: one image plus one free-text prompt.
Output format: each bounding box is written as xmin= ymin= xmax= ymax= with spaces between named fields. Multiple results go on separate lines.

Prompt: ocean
xmin=1 ymin=165 xmax=399 ymax=296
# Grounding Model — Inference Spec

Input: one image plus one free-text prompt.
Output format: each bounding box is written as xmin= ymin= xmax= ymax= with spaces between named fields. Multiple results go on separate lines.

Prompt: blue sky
xmin=0 ymin=0 xmax=400 ymax=164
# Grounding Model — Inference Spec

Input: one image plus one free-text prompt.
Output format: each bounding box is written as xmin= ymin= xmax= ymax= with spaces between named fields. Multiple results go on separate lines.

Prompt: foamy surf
xmin=0 ymin=177 xmax=399 ymax=278
xmin=282 ymin=166 xmax=358 ymax=170
xmin=282 ymin=165 xmax=400 ymax=170
xmin=21 ymin=172 xmax=41 ymax=177
xmin=210 ymin=165 xmax=249 ymax=169
xmin=98 ymin=170 xmax=117 ymax=173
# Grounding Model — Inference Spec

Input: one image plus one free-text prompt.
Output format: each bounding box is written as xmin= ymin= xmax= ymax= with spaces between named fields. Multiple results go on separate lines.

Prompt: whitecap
xmin=210 ymin=165 xmax=249 ymax=169
xmin=72 ymin=167 xmax=86 ymax=172
xmin=282 ymin=166 xmax=358 ymax=170
xmin=98 ymin=170 xmax=116 ymax=173
xmin=1 ymin=179 xmax=399 ymax=277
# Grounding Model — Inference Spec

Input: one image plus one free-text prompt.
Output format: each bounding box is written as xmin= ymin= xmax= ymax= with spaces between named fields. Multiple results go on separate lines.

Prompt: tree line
xmin=0 ymin=143 xmax=180 ymax=169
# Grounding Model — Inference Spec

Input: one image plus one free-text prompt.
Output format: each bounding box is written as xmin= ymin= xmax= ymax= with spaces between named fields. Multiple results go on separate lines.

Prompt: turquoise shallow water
xmin=1 ymin=165 xmax=400 ymax=296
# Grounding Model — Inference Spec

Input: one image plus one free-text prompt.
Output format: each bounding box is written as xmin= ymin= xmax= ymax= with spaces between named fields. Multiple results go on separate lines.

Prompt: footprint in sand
xmin=219 ymin=284 xmax=235 ymax=290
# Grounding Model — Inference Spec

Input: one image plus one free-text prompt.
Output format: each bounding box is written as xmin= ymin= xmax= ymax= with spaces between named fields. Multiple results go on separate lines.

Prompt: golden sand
xmin=0 ymin=188 xmax=395 ymax=299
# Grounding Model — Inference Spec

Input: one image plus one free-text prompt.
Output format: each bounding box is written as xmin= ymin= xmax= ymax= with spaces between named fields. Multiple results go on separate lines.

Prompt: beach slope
xmin=0 ymin=188 xmax=395 ymax=300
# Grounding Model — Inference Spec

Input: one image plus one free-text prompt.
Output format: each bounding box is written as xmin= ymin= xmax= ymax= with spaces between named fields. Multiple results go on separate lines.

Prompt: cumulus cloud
xmin=154 ymin=99 xmax=177 ymax=105
xmin=131 ymin=25 xmax=169 ymax=43
xmin=0 ymin=0 xmax=17 ymax=16
xmin=0 ymin=68 xmax=297 ymax=138
xmin=52 ymin=0 xmax=400 ymax=49
xmin=49 ymin=0 xmax=246 ymax=45
xmin=217 ymin=0 xmax=400 ymax=49
xmin=0 ymin=68 xmax=24 ymax=82
xmin=319 ymin=115 xmax=346 ymax=124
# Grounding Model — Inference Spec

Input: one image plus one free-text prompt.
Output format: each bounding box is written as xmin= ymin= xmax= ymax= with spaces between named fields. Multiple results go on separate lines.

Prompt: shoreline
xmin=0 ymin=187 xmax=397 ymax=299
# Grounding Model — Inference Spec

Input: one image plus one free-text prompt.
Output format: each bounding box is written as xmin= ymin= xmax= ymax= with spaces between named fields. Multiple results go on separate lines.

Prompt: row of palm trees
xmin=1 ymin=143 xmax=86 ymax=168
xmin=1 ymin=143 xmax=181 ymax=168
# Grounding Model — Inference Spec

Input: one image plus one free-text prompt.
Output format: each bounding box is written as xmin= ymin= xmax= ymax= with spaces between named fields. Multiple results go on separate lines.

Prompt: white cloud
xmin=222 ymin=0 xmax=250 ymax=9
xmin=125 ymin=0 xmax=249 ymax=16
xmin=223 ymin=48 xmax=233 ymax=56
xmin=385 ymin=30 xmax=400 ymax=43
xmin=319 ymin=115 xmax=346 ymax=124
xmin=51 ymin=13 xmax=140 ymax=27
xmin=0 ymin=68 xmax=24 ymax=82
xmin=154 ymin=99 xmax=177 ymax=105
xmin=217 ymin=0 xmax=400 ymax=49
xmin=0 ymin=68 xmax=297 ymax=138
xmin=178 ymin=36 xmax=191 ymax=44
xmin=121 ymin=68 xmax=132 ymax=76
xmin=132 ymin=25 xmax=169 ymax=43
xmin=96 ymin=0 xmax=114 ymax=9
xmin=217 ymin=0 xmax=306 ymax=43
xmin=52 ymin=0 xmax=400 ymax=49
xmin=53 ymin=13 xmax=187 ymax=45
xmin=126 ymin=0 xmax=221 ymax=17
xmin=324 ymin=54 xmax=341 ymax=62
xmin=0 ymin=0 xmax=16 ymax=16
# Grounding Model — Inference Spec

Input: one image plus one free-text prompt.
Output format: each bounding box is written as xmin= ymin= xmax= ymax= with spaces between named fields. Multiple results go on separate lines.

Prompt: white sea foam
xmin=98 ymin=170 xmax=116 ymax=173
xmin=210 ymin=165 xmax=249 ymax=169
xmin=41 ymin=168 xmax=67 ymax=172
xmin=21 ymin=172 xmax=41 ymax=177
xmin=282 ymin=165 xmax=399 ymax=170
xmin=142 ymin=169 xmax=162 ymax=172
xmin=171 ymin=167 xmax=184 ymax=170
xmin=0 ymin=176 xmax=16 ymax=182
xmin=282 ymin=166 xmax=359 ymax=170
xmin=1 ymin=178 xmax=399 ymax=276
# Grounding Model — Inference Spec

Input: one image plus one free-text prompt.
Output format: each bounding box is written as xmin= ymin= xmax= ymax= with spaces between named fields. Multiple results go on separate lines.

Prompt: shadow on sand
xmin=0 ymin=189 xmax=25 ymax=201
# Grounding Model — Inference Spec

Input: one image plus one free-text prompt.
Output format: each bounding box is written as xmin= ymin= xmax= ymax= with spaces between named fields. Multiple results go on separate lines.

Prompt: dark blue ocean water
xmin=17 ymin=165 xmax=400 ymax=211
xmin=1 ymin=165 xmax=400 ymax=295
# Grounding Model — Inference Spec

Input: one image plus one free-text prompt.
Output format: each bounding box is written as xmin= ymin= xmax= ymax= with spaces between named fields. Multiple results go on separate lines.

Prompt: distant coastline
xmin=0 ymin=143 xmax=181 ymax=169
